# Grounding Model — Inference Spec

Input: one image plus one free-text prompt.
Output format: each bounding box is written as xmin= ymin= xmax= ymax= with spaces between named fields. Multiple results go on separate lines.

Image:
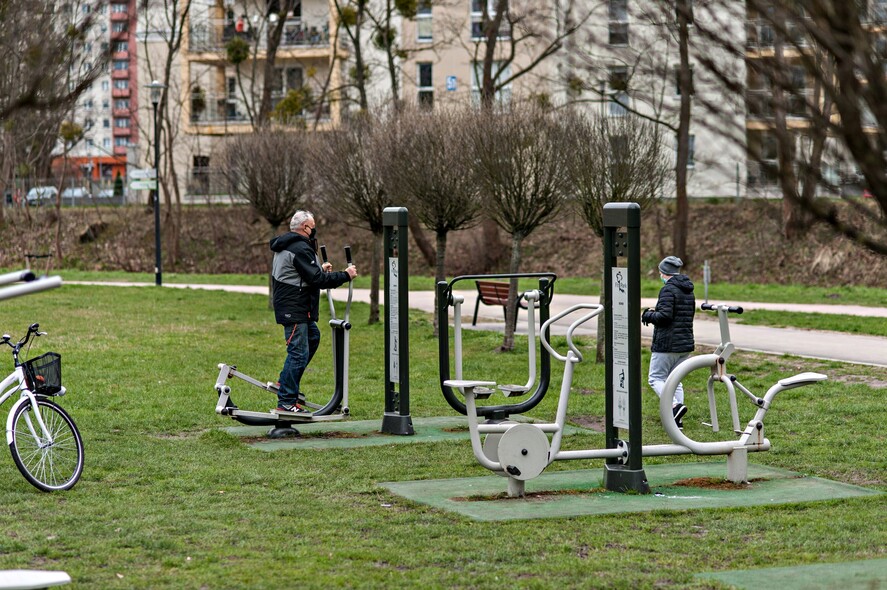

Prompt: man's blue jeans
xmin=278 ymin=322 xmax=321 ymax=406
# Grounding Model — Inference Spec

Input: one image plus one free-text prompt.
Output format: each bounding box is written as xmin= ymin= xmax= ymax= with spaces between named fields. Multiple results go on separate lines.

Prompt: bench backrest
xmin=475 ymin=281 xmax=511 ymax=306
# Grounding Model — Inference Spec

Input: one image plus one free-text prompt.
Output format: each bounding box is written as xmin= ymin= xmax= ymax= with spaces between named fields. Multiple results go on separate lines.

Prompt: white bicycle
xmin=0 ymin=271 xmax=83 ymax=492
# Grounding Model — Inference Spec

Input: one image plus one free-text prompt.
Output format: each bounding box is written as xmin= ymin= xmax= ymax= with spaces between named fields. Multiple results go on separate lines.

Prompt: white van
xmin=61 ymin=187 xmax=92 ymax=201
xmin=25 ymin=186 xmax=59 ymax=204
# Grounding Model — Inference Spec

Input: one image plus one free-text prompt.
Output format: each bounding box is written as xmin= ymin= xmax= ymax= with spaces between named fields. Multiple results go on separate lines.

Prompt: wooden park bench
xmin=472 ymin=280 xmax=533 ymax=326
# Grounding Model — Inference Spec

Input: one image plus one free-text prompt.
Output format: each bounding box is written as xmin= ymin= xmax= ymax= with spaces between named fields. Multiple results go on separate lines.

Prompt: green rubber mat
xmin=223 ymin=416 xmax=590 ymax=451
xmin=380 ymin=462 xmax=881 ymax=521
xmin=695 ymin=558 xmax=887 ymax=590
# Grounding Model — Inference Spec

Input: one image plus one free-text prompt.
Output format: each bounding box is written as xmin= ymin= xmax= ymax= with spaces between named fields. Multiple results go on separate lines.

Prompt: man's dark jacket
xmin=643 ymin=274 xmax=695 ymax=353
xmin=270 ymin=232 xmax=351 ymax=325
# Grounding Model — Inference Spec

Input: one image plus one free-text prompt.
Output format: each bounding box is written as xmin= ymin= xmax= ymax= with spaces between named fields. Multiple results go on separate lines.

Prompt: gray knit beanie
xmin=658 ymin=256 xmax=683 ymax=275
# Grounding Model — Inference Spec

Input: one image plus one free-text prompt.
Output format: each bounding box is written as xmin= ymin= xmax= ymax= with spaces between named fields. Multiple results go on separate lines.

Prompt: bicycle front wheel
xmin=9 ymin=398 xmax=84 ymax=492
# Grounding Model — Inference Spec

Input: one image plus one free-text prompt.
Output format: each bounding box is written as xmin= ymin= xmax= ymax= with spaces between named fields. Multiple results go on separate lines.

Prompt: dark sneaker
xmin=672 ymin=404 xmax=687 ymax=429
xmin=273 ymin=404 xmax=309 ymax=415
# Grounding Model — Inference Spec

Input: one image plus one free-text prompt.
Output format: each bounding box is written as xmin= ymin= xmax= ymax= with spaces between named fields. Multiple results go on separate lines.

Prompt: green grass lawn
xmin=0 ymin=285 xmax=882 ymax=588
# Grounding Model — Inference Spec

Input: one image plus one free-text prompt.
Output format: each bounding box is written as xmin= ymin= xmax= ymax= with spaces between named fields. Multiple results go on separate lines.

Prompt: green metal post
xmin=381 ymin=207 xmax=415 ymax=435
xmin=602 ymin=202 xmax=649 ymax=493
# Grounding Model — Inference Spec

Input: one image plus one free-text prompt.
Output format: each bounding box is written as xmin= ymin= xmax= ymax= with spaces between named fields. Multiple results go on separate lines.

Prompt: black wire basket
xmin=23 ymin=352 xmax=62 ymax=395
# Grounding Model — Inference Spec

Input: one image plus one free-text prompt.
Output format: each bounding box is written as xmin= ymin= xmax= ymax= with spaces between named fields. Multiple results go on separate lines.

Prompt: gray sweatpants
xmin=648 ymin=351 xmax=689 ymax=406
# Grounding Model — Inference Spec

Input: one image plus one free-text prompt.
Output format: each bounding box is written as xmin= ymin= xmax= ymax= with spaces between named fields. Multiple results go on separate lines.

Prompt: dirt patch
xmin=452 ymin=488 xmax=606 ymax=502
xmin=442 ymin=426 xmax=469 ymax=433
xmin=829 ymin=375 xmax=887 ymax=389
xmin=672 ymin=476 xmax=768 ymax=490
xmin=570 ymin=415 xmax=606 ymax=432
xmin=243 ymin=430 xmax=368 ymax=443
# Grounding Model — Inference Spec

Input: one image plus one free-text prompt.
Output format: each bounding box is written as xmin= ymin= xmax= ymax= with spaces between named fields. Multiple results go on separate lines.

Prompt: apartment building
xmin=62 ymin=0 xmax=139 ymax=189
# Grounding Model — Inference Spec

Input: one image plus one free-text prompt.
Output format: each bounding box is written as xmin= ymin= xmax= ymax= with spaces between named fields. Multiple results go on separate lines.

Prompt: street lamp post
xmin=145 ymin=80 xmax=166 ymax=287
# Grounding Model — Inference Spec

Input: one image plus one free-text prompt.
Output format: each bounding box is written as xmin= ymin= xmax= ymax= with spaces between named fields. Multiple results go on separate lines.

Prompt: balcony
xmin=111 ymin=88 xmax=131 ymax=98
xmin=110 ymin=11 xmax=129 ymax=22
xmin=188 ymin=18 xmax=331 ymax=54
xmin=111 ymin=50 xmax=130 ymax=60
xmin=111 ymin=69 xmax=130 ymax=79
xmin=189 ymin=92 xmax=330 ymax=126
xmin=112 ymin=107 xmax=131 ymax=117
xmin=747 ymin=89 xmax=812 ymax=120
xmin=113 ymin=127 xmax=132 ymax=137
xmin=113 ymin=145 xmax=128 ymax=156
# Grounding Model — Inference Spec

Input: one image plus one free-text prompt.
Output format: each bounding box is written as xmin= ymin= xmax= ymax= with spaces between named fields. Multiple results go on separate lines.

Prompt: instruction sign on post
xmin=611 ymin=267 xmax=630 ymax=429
xmin=388 ymin=257 xmax=400 ymax=382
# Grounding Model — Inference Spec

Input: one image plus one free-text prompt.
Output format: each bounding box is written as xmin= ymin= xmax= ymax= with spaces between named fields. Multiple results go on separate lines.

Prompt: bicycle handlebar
xmin=701 ymin=303 xmax=744 ymax=314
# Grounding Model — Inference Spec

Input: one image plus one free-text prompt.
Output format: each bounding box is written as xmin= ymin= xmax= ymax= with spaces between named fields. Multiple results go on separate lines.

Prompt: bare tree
xmin=0 ymin=0 xmax=106 ymax=226
xmin=468 ymin=0 xmax=593 ymax=108
xmin=563 ymin=110 xmax=672 ymax=362
xmin=378 ymin=106 xmax=483 ymax=335
xmin=686 ymin=0 xmax=887 ymax=254
xmin=221 ymin=129 xmax=312 ymax=301
xmin=467 ymin=105 xmax=567 ymax=351
xmin=309 ymin=116 xmax=391 ymax=324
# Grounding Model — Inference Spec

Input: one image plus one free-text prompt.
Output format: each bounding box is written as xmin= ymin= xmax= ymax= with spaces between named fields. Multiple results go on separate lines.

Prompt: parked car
xmin=25 ymin=186 xmax=59 ymax=204
xmin=61 ymin=187 xmax=92 ymax=202
xmin=96 ymin=188 xmax=115 ymax=199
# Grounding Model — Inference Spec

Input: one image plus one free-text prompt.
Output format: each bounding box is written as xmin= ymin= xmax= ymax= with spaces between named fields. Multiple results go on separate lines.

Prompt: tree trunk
xmin=369 ymin=229 xmax=381 ymax=324
xmin=432 ymin=230 xmax=448 ymax=337
xmin=673 ymin=0 xmax=692 ymax=264
xmin=595 ymin=271 xmax=606 ymax=363
xmin=499 ymin=232 xmax=523 ymax=352
xmin=409 ymin=215 xmax=435 ymax=268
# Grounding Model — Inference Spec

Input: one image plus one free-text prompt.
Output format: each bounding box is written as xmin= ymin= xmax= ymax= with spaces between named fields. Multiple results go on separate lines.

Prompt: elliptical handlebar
xmin=701 ymin=302 xmax=744 ymax=314
xmin=540 ymin=303 xmax=604 ymax=363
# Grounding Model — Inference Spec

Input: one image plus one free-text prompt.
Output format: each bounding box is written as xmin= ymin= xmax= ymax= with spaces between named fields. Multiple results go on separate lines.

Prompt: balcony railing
xmin=189 ymin=92 xmax=331 ymax=125
xmin=747 ymin=89 xmax=812 ymax=119
xmin=747 ymin=19 xmax=811 ymax=50
xmin=188 ymin=18 xmax=331 ymax=54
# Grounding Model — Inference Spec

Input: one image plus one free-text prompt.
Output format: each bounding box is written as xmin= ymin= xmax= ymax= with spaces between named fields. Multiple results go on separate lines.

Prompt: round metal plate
xmin=482 ymin=421 xmax=517 ymax=477
xmin=497 ymin=423 xmax=550 ymax=481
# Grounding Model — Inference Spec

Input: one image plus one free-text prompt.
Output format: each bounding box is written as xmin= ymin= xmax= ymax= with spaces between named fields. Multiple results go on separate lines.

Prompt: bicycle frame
xmin=1 ymin=366 xmax=54 ymax=448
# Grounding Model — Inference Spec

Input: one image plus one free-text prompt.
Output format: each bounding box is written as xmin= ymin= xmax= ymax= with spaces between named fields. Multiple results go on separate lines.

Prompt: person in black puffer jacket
xmin=642 ymin=256 xmax=695 ymax=429
xmin=269 ymin=210 xmax=358 ymax=414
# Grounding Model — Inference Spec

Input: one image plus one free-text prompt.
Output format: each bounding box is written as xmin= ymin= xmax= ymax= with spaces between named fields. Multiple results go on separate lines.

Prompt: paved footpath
xmin=72 ymin=282 xmax=887 ymax=367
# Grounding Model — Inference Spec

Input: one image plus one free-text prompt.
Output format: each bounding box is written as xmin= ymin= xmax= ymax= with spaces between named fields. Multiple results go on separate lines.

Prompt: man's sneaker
xmin=273 ymin=403 xmax=309 ymax=415
xmin=672 ymin=404 xmax=687 ymax=429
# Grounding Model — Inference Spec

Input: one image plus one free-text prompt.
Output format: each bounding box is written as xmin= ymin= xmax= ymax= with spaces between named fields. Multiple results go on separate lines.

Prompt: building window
xmin=103 ymin=138 xmax=111 ymax=148
xmin=607 ymin=66 xmax=629 ymax=116
xmin=608 ymin=0 xmax=629 ymax=45
xmin=102 ymin=80 xmax=110 ymax=91
xmin=114 ymin=99 xmax=130 ymax=110
xmin=110 ymin=3 xmax=127 ymax=13
xmin=114 ymin=137 xmax=128 ymax=147
xmin=102 ymin=99 xmax=110 ymax=109
xmin=417 ymin=0 xmax=432 ymax=42
xmin=674 ymin=65 xmax=694 ymax=96
xmin=471 ymin=0 xmax=509 ymax=41
xmin=227 ymin=77 xmax=237 ymax=98
xmin=115 ymin=118 xmax=130 ymax=128
xmin=674 ymin=134 xmax=696 ymax=167
xmin=418 ymin=62 xmax=433 ymax=107
xmin=113 ymin=41 xmax=129 ymax=53
xmin=113 ymin=79 xmax=129 ymax=89
xmin=113 ymin=60 xmax=129 ymax=70
xmin=192 ymin=155 xmax=211 ymax=193
xmin=471 ymin=60 xmax=511 ymax=104
xmin=103 ymin=118 xmax=110 ymax=128
xmin=112 ymin=21 xmax=127 ymax=33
